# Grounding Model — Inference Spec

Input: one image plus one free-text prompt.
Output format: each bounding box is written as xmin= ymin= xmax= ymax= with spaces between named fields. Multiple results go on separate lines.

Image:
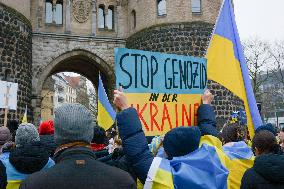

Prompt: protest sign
xmin=0 ymin=81 xmax=18 ymax=110
xmin=0 ymin=80 xmax=18 ymax=127
xmin=115 ymin=48 xmax=207 ymax=136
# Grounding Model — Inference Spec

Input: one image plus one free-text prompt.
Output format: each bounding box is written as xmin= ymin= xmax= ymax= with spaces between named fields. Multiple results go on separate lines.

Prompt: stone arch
xmin=33 ymin=49 xmax=115 ymax=124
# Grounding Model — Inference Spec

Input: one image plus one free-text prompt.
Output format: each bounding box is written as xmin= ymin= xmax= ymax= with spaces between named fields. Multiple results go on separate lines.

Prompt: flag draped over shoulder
xmin=21 ymin=105 xmax=27 ymax=123
xmin=206 ymin=0 xmax=262 ymax=137
xmin=97 ymin=75 xmax=116 ymax=130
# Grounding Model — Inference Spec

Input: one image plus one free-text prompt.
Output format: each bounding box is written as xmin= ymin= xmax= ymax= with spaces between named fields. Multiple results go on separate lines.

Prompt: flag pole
xmin=3 ymin=84 xmax=11 ymax=127
xmin=205 ymin=0 xmax=226 ymax=56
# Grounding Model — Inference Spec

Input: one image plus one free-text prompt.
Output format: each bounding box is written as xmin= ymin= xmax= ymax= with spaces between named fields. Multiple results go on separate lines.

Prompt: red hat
xmin=39 ymin=120 xmax=54 ymax=135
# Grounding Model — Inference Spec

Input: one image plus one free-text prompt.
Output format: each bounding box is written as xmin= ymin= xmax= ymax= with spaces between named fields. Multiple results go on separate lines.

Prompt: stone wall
xmin=0 ymin=3 xmax=32 ymax=125
xmin=126 ymin=0 xmax=222 ymax=36
xmin=126 ymin=22 xmax=244 ymax=128
xmin=32 ymin=34 xmax=125 ymax=91
xmin=0 ymin=0 xmax=30 ymax=20
xmin=31 ymin=33 xmax=125 ymax=124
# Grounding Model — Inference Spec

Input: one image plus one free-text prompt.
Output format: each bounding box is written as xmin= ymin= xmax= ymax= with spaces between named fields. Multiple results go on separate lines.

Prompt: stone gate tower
xmin=0 ymin=0 xmax=32 ymax=124
xmin=125 ymin=0 xmax=244 ymax=127
xmin=0 ymin=0 xmax=244 ymax=128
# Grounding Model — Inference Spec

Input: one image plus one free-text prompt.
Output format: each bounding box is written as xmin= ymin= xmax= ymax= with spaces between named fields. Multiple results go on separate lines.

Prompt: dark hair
xmin=92 ymin=126 xmax=108 ymax=145
xmin=7 ymin=120 xmax=19 ymax=142
xmin=252 ymin=130 xmax=281 ymax=155
xmin=221 ymin=123 xmax=246 ymax=144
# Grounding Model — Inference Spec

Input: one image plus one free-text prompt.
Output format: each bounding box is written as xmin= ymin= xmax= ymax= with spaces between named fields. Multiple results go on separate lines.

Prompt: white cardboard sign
xmin=0 ymin=80 xmax=18 ymax=110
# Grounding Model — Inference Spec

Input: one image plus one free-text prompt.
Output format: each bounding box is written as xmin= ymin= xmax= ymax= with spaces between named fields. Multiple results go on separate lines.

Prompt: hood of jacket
xmin=222 ymin=141 xmax=254 ymax=160
xmin=54 ymin=146 xmax=96 ymax=163
xmin=254 ymin=152 xmax=284 ymax=183
xmin=9 ymin=141 xmax=49 ymax=174
xmin=170 ymin=144 xmax=229 ymax=189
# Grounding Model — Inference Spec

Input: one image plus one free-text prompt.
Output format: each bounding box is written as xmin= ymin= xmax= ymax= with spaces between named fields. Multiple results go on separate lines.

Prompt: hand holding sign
xmin=115 ymin=48 xmax=208 ymax=136
xmin=114 ymin=87 xmax=129 ymax=111
xmin=202 ymin=90 xmax=213 ymax=105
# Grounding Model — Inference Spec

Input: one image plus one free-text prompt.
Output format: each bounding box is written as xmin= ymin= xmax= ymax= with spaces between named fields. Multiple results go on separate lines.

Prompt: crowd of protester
xmin=0 ymin=90 xmax=284 ymax=189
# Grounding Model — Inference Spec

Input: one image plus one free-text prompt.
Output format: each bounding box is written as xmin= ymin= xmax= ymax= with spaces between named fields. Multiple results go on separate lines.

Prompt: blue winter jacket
xmin=116 ymin=104 xmax=220 ymax=185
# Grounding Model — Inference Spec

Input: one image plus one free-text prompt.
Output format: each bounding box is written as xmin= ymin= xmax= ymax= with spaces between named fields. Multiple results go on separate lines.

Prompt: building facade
xmin=0 ymin=0 xmax=243 ymax=127
xmin=40 ymin=73 xmax=89 ymax=121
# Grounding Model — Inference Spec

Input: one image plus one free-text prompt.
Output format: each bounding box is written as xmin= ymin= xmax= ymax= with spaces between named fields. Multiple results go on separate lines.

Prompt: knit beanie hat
xmin=92 ymin=126 xmax=107 ymax=145
xmin=39 ymin=120 xmax=54 ymax=135
xmin=15 ymin=123 xmax=40 ymax=147
xmin=0 ymin=127 xmax=11 ymax=145
xmin=163 ymin=126 xmax=201 ymax=159
xmin=255 ymin=123 xmax=276 ymax=135
xmin=54 ymin=103 xmax=94 ymax=146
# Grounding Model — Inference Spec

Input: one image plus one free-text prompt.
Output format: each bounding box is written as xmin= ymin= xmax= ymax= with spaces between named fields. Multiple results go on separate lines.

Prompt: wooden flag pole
xmin=3 ymin=84 xmax=11 ymax=127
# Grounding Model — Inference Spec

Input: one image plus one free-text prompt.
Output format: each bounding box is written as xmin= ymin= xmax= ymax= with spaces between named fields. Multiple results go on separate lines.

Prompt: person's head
xmin=38 ymin=120 xmax=54 ymax=135
xmin=113 ymin=135 xmax=122 ymax=149
xmin=163 ymin=126 xmax=201 ymax=159
xmin=252 ymin=130 xmax=280 ymax=156
xmin=15 ymin=123 xmax=40 ymax=147
xmin=255 ymin=123 xmax=276 ymax=135
xmin=0 ymin=127 xmax=11 ymax=147
xmin=54 ymin=103 xmax=94 ymax=146
xmin=279 ymin=127 xmax=284 ymax=151
xmin=221 ymin=123 xmax=246 ymax=144
xmin=7 ymin=120 xmax=19 ymax=142
xmin=91 ymin=126 xmax=107 ymax=145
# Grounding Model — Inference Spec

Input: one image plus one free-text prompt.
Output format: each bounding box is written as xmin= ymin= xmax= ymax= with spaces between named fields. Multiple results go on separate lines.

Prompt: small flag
xmin=206 ymin=0 xmax=262 ymax=137
xmin=22 ymin=105 xmax=28 ymax=123
xmin=97 ymin=75 xmax=116 ymax=130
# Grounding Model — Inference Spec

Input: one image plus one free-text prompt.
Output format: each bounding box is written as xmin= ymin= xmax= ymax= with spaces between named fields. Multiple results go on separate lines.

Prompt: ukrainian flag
xmin=21 ymin=105 xmax=27 ymax=123
xmin=97 ymin=75 xmax=116 ymax=130
xmin=206 ymin=0 xmax=262 ymax=137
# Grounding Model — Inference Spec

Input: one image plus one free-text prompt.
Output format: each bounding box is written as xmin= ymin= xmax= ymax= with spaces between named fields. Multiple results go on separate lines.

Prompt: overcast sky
xmin=233 ymin=0 xmax=284 ymax=42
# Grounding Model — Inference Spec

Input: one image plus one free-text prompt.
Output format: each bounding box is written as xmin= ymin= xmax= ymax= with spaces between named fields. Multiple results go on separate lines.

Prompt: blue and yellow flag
xmin=206 ymin=0 xmax=262 ymax=137
xmin=21 ymin=105 xmax=27 ymax=123
xmin=97 ymin=75 xmax=116 ymax=130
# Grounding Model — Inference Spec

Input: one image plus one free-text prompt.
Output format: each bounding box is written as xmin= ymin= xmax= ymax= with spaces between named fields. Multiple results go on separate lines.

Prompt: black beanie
xmin=255 ymin=123 xmax=276 ymax=135
xmin=163 ymin=126 xmax=201 ymax=159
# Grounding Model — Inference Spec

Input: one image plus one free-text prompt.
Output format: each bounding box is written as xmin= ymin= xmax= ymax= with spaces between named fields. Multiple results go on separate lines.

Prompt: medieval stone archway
xmin=32 ymin=49 xmax=115 ymax=125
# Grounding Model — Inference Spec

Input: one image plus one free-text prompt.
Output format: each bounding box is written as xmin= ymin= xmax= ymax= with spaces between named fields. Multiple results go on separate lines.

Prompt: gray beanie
xmin=15 ymin=123 xmax=40 ymax=147
xmin=54 ymin=103 xmax=94 ymax=146
xmin=0 ymin=127 xmax=11 ymax=145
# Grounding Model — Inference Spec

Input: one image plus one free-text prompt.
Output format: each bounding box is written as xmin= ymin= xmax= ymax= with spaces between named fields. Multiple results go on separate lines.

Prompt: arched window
xmin=131 ymin=10 xmax=136 ymax=29
xmin=98 ymin=5 xmax=105 ymax=29
xmin=55 ymin=0 xmax=63 ymax=24
xmin=45 ymin=0 xmax=53 ymax=23
xmin=157 ymin=0 xmax=166 ymax=16
xmin=192 ymin=0 xmax=201 ymax=13
xmin=107 ymin=6 xmax=114 ymax=30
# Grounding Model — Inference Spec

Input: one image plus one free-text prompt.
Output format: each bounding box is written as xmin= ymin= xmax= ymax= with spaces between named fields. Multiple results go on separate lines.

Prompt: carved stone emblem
xmin=72 ymin=0 xmax=92 ymax=23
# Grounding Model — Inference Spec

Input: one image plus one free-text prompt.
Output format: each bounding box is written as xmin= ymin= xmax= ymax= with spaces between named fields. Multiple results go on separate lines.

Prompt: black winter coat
xmin=0 ymin=142 xmax=53 ymax=188
xmin=241 ymin=152 xmax=284 ymax=189
xmin=97 ymin=148 xmax=137 ymax=181
xmin=0 ymin=160 xmax=7 ymax=189
xmin=20 ymin=147 xmax=136 ymax=189
xmin=39 ymin=135 xmax=57 ymax=158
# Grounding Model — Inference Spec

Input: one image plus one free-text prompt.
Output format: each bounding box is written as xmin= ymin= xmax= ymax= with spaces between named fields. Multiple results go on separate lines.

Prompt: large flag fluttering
xmin=97 ymin=75 xmax=116 ymax=130
xmin=22 ymin=105 xmax=28 ymax=123
xmin=206 ymin=0 xmax=262 ymax=137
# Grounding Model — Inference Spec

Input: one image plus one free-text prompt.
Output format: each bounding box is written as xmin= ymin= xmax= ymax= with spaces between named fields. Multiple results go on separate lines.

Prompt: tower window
xmin=98 ymin=5 xmax=105 ymax=29
xmin=45 ymin=0 xmax=53 ymax=23
xmin=131 ymin=10 xmax=136 ymax=29
xmin=192 ymin=0 xmax=201 ymax=13
xmin=157 ymin=0 xmax=167 ymax=16
xmin=107 ymin=6 xmax=114 ymax=30
xmin=55 ymin=0 xmax=63 ymax=24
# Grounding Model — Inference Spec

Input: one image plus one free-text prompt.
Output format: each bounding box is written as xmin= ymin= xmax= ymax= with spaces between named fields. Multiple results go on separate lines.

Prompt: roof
xmin=64 ymin=75 xmax=81 ymax=88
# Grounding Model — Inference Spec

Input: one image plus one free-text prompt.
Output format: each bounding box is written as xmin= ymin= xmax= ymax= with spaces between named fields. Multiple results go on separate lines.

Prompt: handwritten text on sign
xmin=115 ymin=48 xmax=207 ymax=136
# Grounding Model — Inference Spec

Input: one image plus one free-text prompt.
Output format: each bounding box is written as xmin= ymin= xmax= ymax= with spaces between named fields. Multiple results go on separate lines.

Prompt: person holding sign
xmin=114 ymin=89 xmax=232 ymax=189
